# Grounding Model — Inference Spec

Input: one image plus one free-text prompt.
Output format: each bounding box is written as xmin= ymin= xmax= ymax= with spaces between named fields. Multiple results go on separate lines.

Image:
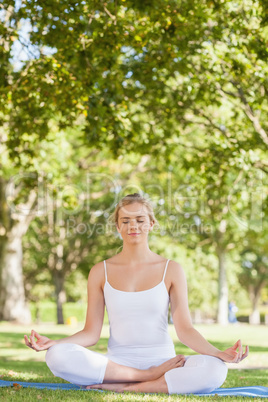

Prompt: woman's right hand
xmin=24 ymin=329 xmax=56 ymax=352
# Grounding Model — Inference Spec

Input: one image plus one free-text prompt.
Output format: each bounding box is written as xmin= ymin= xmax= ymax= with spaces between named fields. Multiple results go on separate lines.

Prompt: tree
xmin=238 ymin=227 xmax=268 ymax=324
xmin=1 ymin=0 xmax=267 ymax=324
xmin=21 ymin=127 xmax=153 ymax=323
xmin=2 ymin=1 xmax=267 ymax=157
xmin=0 ymin=174 xmax=36 ymax=323
xmin=131 ymin=127 xmax=266 ymax=324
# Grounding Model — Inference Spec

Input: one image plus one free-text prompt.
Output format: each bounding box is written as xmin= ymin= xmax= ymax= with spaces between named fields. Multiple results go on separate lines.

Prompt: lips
xmin=128 ymin=233 xmax=140 ymax=236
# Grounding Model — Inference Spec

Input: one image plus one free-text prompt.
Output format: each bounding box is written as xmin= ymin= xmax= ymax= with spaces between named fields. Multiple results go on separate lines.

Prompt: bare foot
xmin=147 ymin=354 xmax=185 ymax=381
xmin=86 ymin=382 xmax=128 ymax=392
xmin=87 ymin=376 xmax=169 ymax=394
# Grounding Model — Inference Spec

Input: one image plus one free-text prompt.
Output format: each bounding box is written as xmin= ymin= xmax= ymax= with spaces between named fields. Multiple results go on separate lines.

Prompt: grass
xmin=0 ymin=322 xmax=267 ymax=401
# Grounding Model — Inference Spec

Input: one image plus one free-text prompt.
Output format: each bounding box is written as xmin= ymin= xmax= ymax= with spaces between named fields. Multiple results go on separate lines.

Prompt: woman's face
xmin=116 ymin=202 xmax=154 ymax=242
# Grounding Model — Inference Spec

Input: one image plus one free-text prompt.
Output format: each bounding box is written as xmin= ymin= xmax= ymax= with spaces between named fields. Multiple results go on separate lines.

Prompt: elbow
xmin=176 ymin=325 xmax=195 ymax=345
xmin=89 ymin=335 xmax=100 ymax=346
xmin=88 ymin=339 xmax=98 ymax=347
xmin=82 ymin=327 xmax=100 ymax=346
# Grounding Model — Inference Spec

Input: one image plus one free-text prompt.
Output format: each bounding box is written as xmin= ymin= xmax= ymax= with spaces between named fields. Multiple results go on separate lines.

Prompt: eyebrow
xmin=120 ymin=215 xmax=146 ymax=220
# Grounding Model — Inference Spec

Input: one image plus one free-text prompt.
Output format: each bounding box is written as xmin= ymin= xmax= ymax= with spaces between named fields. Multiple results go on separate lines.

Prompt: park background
xmin=0 ymin=0 xmax=268 ymax=400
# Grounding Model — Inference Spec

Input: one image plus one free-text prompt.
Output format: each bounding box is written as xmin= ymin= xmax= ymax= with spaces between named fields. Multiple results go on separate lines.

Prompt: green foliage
xmin=1 ymin=0 xmax=268 ymax=159
xmin=1 ymin=0 xmax=267 ymax=322
xmin=239 ymin=230 xmax=268 ymax=291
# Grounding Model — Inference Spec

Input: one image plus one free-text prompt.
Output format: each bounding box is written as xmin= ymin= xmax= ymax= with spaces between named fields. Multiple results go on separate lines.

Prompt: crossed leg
xmin=46 ymin=344 xmax=227 ymax=394
xmin=46 ymin=343 xmax=185 ymax=388
xmin=87 ymin=355 xmax=228 ymax=395
xmin=87 ymin=375 xmax=168 ymax=393
xmin=101 ymin=354 xmax=185 ymax=384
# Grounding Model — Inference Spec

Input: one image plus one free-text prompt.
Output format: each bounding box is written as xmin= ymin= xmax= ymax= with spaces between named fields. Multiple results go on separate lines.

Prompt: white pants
xmin=46 ymin=343 xmax=228 ymax=394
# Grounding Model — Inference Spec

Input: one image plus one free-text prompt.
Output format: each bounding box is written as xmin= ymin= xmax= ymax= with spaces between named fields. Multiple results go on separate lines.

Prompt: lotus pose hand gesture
xmin=217 ymin=340 xmax=249 ymax=363
xmin=24 ymin=330 xmax=56 ymax=352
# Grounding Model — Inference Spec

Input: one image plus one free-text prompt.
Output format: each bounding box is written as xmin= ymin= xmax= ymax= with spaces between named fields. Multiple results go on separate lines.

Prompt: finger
xmin=176 ymin=357 xmax=186 ymax=366
xmin=25 ymin=335 xmax=34 ymax=347
xmin=26 ymin=334 xmax=43 ymax=352
xmin=238 ymin=340 xmax=243 ymax=360
xmin=241 ymin=345 xmax=249 ymax=361
xmin=30 ymin=333 xmax=38 ymax=345
xmin=24 ymin=335 xmax=31 ymax=347
xmin=24 ymin=335 xmax=34 ymax=349
xmin=29 ymin=335 xmax=36 ymax=349
xmin=175 ymin=354 xmax=184 ymax=360
xmin=228 ymin=352 xmax=239 ymax=363
xmin=32 ymin=330 xmax=41 ymax=340
xmin=31 ymin=329 xmax=38 ymax=340
xmin=30 ymin=335 xmax=41 ymax=350
xmin=176 ymin=355 xmax=185 ymax=360
xmin=232 ymin=339 xmax=240 ymax=351
xmin=24 ymin=335 xmax=29 ymax=345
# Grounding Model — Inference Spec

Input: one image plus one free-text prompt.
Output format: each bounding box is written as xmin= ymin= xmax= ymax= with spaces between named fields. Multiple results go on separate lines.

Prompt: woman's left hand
xmin=217 ymin=339 xmax=249 ymax=363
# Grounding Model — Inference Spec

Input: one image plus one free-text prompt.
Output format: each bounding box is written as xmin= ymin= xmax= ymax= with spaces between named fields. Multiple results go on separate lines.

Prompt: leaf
xmin=134 ymin=35 xmax=142 ymax=42
xmin=12 ymin=383 xmax=23 ymax=390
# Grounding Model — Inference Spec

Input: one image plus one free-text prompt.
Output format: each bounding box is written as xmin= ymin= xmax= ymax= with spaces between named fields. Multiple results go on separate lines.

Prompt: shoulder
xmin=88 ymin=261 xmax=105 ymax=285
xmin=167 ymin=260 xmax=187 ymax=283
xmin=167 ymin=259 xmax=185 ymax=272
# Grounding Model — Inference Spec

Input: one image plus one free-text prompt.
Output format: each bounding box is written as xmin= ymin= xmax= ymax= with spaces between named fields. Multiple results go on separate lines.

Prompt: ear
xmin=116 ymin=223 xmax=123 ymax=240
xmin=149 ymin=220 xmax=155 ymax=231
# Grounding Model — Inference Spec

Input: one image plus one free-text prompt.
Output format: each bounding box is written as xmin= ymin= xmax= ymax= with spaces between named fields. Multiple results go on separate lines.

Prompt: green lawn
xmin=0 ymin=322 xmax=267 ymax=401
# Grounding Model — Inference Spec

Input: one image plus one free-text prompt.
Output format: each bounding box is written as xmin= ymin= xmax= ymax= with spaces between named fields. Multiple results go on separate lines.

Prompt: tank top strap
xmin=162 ymin=259 xmax=170 ymax=281
xmin=103 ymin=260 xmax=107 ymax=282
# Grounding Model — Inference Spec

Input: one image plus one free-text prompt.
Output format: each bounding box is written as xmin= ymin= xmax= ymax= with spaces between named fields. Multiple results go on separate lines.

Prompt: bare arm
xmin=169 ymin=261 xmax=248 ymax=363
xmin=25 ymin=262 xmax=105 ymax=351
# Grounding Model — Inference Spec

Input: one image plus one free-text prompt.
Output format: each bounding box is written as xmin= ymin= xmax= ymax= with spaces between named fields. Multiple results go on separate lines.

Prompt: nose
xmin=129 ymin=220 xmax=138 ymax=230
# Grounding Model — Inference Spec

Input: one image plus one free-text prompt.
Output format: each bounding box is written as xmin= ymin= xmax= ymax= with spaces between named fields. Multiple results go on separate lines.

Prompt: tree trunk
xmin=216 ymin=247 xmax=228 ymax=325
xmin=249 ymin=307 xmax=260 ymax=325
xmin=0 ymin=177 xmax=36 ymax=323
xmin=0 ymin=234 xmax=31 ymax=323
xmin=53 ymin=270 xmax=66 ymax=325
xmin=249 ymin=283 xmax=264 ymax=325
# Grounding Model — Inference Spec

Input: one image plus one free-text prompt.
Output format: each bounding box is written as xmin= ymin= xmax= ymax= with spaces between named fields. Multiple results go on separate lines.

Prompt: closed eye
xmin=122 ymin=220 xmax=144 ymax=223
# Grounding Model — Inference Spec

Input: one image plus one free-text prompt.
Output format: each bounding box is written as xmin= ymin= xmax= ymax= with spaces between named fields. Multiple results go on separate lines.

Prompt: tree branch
xmin=230 ymin=81 xmax=268 ymax=147
xmin=103 ymin=5 xmax=117 ymax=25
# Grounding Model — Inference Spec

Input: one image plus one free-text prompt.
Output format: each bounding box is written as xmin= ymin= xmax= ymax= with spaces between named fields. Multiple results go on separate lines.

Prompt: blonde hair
xmin=109 ymin=193 xmax=158 ymax=226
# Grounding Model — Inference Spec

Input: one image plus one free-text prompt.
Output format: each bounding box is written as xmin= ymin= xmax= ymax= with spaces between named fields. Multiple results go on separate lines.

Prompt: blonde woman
xmin=25 ymin=193 xmax=248 ymax=394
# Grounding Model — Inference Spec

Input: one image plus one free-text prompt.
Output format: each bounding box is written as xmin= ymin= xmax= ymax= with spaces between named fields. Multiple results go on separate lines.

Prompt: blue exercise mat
xmin=195 ymin=386 xmax=268 ymax=398
xmin=0 ymin=380 xmax=268 ymax=397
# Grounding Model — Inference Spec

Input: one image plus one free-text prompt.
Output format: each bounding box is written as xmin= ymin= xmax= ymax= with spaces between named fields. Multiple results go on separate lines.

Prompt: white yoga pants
xmin=46 ymin=343 xmax=228 ymax=394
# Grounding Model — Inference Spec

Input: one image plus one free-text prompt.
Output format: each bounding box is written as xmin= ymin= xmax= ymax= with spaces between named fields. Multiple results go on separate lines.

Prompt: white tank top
xmin=103 ymin=259 xmax=176 ymax=364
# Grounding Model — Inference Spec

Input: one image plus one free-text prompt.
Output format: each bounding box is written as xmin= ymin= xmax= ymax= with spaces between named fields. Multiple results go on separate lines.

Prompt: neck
xmin=120 ymin=242 xmax=154 ymax=264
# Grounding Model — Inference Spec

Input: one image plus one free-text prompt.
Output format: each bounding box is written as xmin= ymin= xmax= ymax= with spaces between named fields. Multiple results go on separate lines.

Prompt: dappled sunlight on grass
xmin=0 ymin=322 xmax=267 ymax=401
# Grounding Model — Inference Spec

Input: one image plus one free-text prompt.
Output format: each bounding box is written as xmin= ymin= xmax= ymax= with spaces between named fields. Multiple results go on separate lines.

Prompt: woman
xmin=25 ymin=193 xmax=248 ymax=394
